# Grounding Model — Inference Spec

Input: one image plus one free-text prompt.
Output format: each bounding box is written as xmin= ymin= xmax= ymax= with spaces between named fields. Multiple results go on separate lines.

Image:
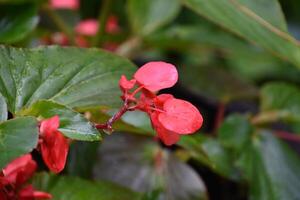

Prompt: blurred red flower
xmin=49 ymin=0 xmax=79 ymax=10
xmin=0 ymin=154 xmax=52 ymax=200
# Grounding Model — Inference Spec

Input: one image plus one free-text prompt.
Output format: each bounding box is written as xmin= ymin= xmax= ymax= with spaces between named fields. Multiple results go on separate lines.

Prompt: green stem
xmin=115 ymin=36 xmax=142 ymax=58
xmin=92 ymin=0 xmax=113 ymax=47
xmin=43 ymin=5 xmax=76 ymax=45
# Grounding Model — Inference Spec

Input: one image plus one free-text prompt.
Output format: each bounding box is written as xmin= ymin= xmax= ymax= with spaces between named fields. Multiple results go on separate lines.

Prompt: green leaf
xmin=19 ymin=100 xmax=101 ymax=141
xmin=260 ymin=82 xmax=300 ymax=122
xmin=66 ymin=141 xmax=99 ymax=179
xmin=0 ymin=3 xmax=39 ymax=43
xmin=179 ymin=134 xmax=235 ymax=178
xmin=179 ymin=65 xmax=258 ymax=102
xmin=0 ymin=116 xmax=38 ymax=168
xmin=94 ymin=133 xmax=207 ymax=200
xmin=237 ymin=131 xmax=300 ymax=200
xmin=0 ymin=46 xmax=136 ymax=113
xmin=182 ymin=0 xmax=300 ymax=69
xmin=218 ymin=114 xmax=253 ymax=151
xmin=32 ymin=173 xmax=142 ymax=200
xmin=0 ymin=92 xmax=7 ymax=122
xmin=127 ymin=0 xmax=180 ymax=36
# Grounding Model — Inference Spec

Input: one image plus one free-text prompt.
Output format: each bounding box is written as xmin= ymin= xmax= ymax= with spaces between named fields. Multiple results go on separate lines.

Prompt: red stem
xmin=274 ymin=131 xmax=300 ymax=143
xmin=95 ymin=100 xmax=129 ymax=131
xmin=213 ymin=102 xmax=225 ymax=134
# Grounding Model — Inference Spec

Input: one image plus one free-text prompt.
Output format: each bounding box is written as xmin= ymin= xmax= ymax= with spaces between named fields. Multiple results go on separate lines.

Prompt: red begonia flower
xmin=134 ymin=62 xmax=178 ymax=92
xmin=1 ymin=154 xmax=52 ymax=200
xmin=75 ymin=19 xmax=98 ymax=36
xmin=158 ymin=98 xmax=203 ymax=134
xmin=2 ymin=154 xmax=36 ymax=187
xmin=119 ymin=75 xmax=136 ymax=92
xmin=117 ymin=62 xmax=203 ymax=146
xmin=49 ymin=0 xmax=79 ymax=10
xmin=150 ymin=112 xmax=180 ymax=146
xmin=39 ymin=116 xmax=69 ymax=174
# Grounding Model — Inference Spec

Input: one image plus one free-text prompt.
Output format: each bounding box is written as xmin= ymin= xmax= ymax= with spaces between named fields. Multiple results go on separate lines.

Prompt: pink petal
xmin=158 ymin=98 xmax=203 ymax=134
xmin=134 ymin=62 xmax=178 ymax=92
xmin=75 ymin=19 xmax=98 ymax=36
xmin=150 ymin=112 xmax=180 ymax=146
xmin=153 ymin=94 xmax=174 ymax=109
xmin=50 ymin=0 xmax=79 ymax=10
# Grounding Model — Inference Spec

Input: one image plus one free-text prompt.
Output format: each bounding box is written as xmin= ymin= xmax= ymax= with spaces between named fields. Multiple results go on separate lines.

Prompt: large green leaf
xmin=94 ymin=133 xmax=207 ymax=200
xmin=127 ymin=0 xmax=180 ymax=36
xmin=237 ymin=131 xmax=300 ymax=200
xmin=32 ymin=173 xmax=142 ymax=200
xmin=19 ymin=100 xmax=101 ymax=141
xmin=0 ymin=92 xmax=7 ymax=122
xmin=0 ymin=3 xmax=39 ymax=43
xmin=182 ymin=0 xmax=300 ymax=69
xmin=260 ymin=82 xmax=300 ymax=123
xmin=0 ymin=46 xmax=136 ymax=113
xmin=0 ymin=116 xmax=38 ymax=168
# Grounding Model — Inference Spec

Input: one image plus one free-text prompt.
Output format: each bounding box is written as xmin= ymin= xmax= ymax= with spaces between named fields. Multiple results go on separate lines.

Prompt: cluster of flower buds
xmin=0 ymin=154 xmax=52 ymax=200
xmin=119 ymin=62 xmax=203 ymax=145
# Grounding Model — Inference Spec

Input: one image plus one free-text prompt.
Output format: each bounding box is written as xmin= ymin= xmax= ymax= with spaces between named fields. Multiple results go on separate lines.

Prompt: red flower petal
xmin=41 ymin=130 xmax=69 ymax=173
xmin=153 ymin=94 xmax=174 ymax=109
xmin=119 ymin=75 xmax=136 ymax=91
xmin=134 ymin=62 xmax=178 ymax=92
xmin=75 ymin=19 xmax=98 ymax=36
xmin=158 ymin=98 xmax=203 ymax=134
xmin=40 ymin=116 xmax=59 ymax=136
xmin=2 ymin=154 xmax=36 ymax=187
xmin=150 ymin=112 xmax=180 ymax=146
xmin=40 ymin=116 xmax=69 ymax=173
xmin=19 ymin=185 xmax=52 ymax=200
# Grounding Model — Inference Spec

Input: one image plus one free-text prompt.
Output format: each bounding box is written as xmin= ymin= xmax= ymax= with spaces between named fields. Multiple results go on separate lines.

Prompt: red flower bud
xmin=119 ymin=75 xmax=136 ymax=92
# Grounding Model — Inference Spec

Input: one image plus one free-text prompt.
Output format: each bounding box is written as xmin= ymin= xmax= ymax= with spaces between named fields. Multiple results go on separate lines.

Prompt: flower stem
xmin=95 ymin=101 xmax=129 ymax=132
xmin=92 ymin=0 xmax=112 ymax=47
xmin=42 ymin=5 xmax=76 ymax=45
